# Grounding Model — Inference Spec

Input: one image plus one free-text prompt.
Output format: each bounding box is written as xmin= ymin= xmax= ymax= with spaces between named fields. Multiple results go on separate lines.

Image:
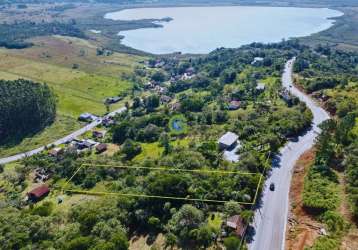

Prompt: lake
xmin=105 ymin=6 xmax=343 ymax=54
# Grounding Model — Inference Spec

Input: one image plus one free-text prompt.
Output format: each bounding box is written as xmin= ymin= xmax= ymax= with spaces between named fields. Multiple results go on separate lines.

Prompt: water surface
xmin=105 ymin=6 xmax=342 ymax=54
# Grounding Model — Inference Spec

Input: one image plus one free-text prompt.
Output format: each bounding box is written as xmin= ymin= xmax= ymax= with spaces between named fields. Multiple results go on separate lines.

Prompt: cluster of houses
xmin=170 ymin=67 xmax=196 ymax=82
xmin=68 ymin=136 xmax=108 ymax=154
xmin=146 ymin=58 xmax=166 ymax=68
xmin=26 ymin=127 xmax=111 ymax=203
xmin=144 ymin=81 xmax=168 ymax=95
xmin=47 ymin=130 xmax=108 ymax=160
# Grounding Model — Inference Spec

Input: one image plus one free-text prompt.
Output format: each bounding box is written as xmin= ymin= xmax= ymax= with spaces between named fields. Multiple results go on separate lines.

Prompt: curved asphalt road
xmin=0 ymin=107 xmax=126 ymax=165
xmin=248 ymin=59 xmax=330 ymax=250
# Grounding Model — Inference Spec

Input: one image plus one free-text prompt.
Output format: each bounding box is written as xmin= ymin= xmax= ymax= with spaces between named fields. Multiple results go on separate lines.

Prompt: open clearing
xmin=0 ymin=36 xmax=145 ymax=117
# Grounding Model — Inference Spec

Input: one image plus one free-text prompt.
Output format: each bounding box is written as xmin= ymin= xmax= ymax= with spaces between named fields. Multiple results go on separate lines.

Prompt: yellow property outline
xmin=62 ymin=163 xmax=263 ymax=205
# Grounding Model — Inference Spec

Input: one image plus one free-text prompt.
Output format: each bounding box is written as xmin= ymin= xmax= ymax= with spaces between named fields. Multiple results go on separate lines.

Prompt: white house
xmin=218 ymin=132 xmax=239 ymax=150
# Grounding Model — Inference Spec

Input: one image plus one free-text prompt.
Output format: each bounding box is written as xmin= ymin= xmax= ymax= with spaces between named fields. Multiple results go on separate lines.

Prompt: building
xmin=105 ymin=96 xmax=122 ymax=104
xmin=226 ymin=215 xmax=246 ymax=237
xmin=228 ymin=100 xmax=241 ymax=110
xmin=27 ymin=185 xmax=50 ymax=202
xmin=218 ymin=132 xmax=239 ymax=150
xmin=256 ymin=82 xmax=266 ymax=91
xmin=95 ymin=143 xmax=108 ymax=154
xmin=93 ymin=130 xmax=105 ymax=139
xmin=160 ymin=95 xmax=172 ymax=104
xmin=82 ymin=139 xmax=97 ymax=148
xmin=48 ymin=147 xmax=63 ymax=157
xmin=251 ymin=57 xmax=264 ymax=65
xmin=102 ymin=117 xmax=115 ymax=127
xmin=71 ymin=139 xmax=97 ymax=150
xmin=78 ymin=113 xmax=97 ymax=122
xmin=169 ymin=102 xmax=181 ymax=111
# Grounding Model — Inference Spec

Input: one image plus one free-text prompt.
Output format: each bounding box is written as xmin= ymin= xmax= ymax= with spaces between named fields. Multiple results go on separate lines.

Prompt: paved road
xmin=248 ymin=59 xmax=330 ymax=250
xmin=0 ymin=107 xmax=127 ymax=165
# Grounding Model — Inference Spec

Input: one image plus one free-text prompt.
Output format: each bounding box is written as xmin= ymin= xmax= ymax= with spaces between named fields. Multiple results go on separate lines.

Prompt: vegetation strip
xmin=62 ymin=163 xmax=262 ymax=204
xmin=81 ymin=163 xmax=259 ymax=175
xmin=64 ymin=189 xmax=254 ymax=204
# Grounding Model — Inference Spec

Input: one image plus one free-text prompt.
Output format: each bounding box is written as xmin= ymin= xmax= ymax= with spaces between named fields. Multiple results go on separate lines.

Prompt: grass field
xmin=0 ymin=36 xmax=145 ymax=117
xmin=134 ymin=138 xmax=191 ymax=162
xmin=0 ymin=115 xmax=81 ymax=158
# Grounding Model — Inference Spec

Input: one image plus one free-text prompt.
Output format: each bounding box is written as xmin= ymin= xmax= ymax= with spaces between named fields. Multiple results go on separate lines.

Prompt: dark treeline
xmin=0 ymin=21 xmax=85 ymax=49
xmin=0 ymin=79 xmax=56 ymax=143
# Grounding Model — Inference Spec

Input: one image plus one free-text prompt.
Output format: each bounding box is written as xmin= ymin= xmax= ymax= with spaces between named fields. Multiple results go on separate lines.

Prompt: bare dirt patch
xmin=286 ymin=149 xmax=324 ymax=250
xmin=338 ymin=173 xmax=358 ymax=250
xmin=130 ymin=233 xmax=166 ymax=250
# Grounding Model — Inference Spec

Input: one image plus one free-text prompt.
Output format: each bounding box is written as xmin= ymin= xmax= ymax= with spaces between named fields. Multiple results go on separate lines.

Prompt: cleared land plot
xmin=62 ymin=164 xmax=262 ymax=205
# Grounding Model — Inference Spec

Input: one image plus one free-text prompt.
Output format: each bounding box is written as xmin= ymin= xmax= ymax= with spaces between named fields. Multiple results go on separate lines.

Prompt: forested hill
xmin=0 ymin=79 xmax=57 ymax=144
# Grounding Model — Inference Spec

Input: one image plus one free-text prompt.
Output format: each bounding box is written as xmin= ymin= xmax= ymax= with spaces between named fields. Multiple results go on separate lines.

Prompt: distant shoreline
xmin=104 ymin=6 xmax=344 ymax=55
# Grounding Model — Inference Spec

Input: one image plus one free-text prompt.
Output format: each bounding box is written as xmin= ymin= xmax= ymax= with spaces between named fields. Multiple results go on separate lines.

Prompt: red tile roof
xmin=226 ymin=215 xmax=245 ymax=237
xmin=28 ymin=185 xmax=50 ymax=199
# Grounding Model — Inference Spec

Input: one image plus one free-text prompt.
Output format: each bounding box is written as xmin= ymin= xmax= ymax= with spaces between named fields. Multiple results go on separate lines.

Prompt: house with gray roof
xmin=218 ymin=132 xmax=239 ymax=150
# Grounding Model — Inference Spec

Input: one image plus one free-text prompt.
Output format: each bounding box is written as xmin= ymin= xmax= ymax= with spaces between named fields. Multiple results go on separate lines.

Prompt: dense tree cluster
xmin=0 ymin=79 xmax=56 ymax=143
xmin=0 ymin=21 xmax=84 ymax=49
xmin=294 ymin=45 xmax=358 ymax=93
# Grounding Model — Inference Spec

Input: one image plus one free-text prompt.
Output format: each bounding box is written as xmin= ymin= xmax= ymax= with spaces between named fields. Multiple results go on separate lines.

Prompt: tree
xmin=196 ymin=225 xmax=214 ymax=248
xmin=166 ymin=204 xmax=204 ymax=244
xmin=159 ymin=132 xmax=172 ymax=155
xmin=0 ymin=79 xmax=56 ymax=143
xmin=112 ymin=121 xmax=132 ymax=144
xmin=164 ymin=233 xmax=177 ymax=249
xmin=110 ymin=231 xmax=129 ymax=250
xmin=139 ymin=124 xmax=161 ymax=142
xmin=145 ymin=94 xmax=160 ymax=111
xmin=121 ymin=139 xmax=142 ymax=160
xmin=224 ymin=201 xmax=242 ymax=217
xmin=65 ymin=236 xmax=92 ymax=250
xmin=223 ymin=236 xmax=241 ymax=250
xmin=132 ymin=97 xmax=142 ymax=109
xmin=151 ymin=71 xmax=166 ymax=82
xmin=148 ymin=216 xmax=161 ymax=231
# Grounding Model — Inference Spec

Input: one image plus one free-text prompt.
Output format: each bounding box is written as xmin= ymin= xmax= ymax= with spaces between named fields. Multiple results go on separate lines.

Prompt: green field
xmin=0 ymin=51 xmax=133 ymax=117
xmin=0 ymin=114 xmax=80 ymax=158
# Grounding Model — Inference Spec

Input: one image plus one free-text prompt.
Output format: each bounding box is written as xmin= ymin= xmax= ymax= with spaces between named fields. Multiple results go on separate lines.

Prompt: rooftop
xmin=256 ymin=82 xmax=266 ymax=90
xmin=28 ymin=185 xmax=50 ymax=199
xmin=218 ymin=132 xmax=239 ymax=146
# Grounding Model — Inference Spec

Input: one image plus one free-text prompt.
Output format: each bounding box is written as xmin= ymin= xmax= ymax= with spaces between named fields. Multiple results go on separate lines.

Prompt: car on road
xmin=269 ymin=183 xmax=275 ymax=191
